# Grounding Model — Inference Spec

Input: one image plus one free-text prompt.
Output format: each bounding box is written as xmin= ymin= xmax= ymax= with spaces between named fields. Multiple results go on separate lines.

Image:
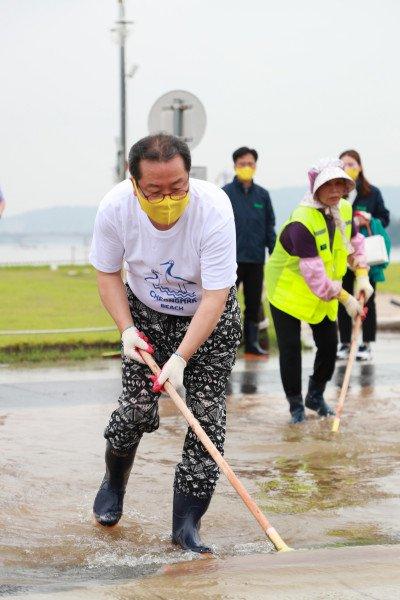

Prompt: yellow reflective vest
xmin=266 ymin=199 xmax=352 ymax=324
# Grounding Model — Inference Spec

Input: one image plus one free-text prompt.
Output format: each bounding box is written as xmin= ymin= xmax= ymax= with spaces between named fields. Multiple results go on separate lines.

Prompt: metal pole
xmin=173 ymin=100 xmax=184 ymax=138
xmin=112 ymin=0 xmax=131 ymax=181
xmin=111 ymin=2 xmax=134 ymax=181
xmin=118 ymin=0 xmax=126 ymax=181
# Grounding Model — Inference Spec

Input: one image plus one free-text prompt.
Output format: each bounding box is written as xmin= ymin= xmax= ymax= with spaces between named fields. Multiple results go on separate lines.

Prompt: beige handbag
xmin=363 ymin=223 xmax=389 ymax=266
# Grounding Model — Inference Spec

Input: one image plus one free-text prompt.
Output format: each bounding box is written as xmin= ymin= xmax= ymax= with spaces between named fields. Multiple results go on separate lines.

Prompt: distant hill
xmin=388 ymin=218 xmax=400 ymax=246
xmin=0 ymin=206 xmax=97 ymax=238
xmin=268 ymin=187 xmax=306 ymax=225
xmin=0 ymin=185 xmax=398 ymax=239
xmin=269 ymin=185 xmax=399 ymax=226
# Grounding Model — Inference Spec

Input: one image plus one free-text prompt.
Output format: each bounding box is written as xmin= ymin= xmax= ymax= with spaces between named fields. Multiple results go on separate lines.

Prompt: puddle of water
xmin=257 ymin=447 xmax=397 ymax=514
xmin=1 ymin=334 xmax=400 ymax=595
xmin=326 ymin=523 xmax=395 ymax=546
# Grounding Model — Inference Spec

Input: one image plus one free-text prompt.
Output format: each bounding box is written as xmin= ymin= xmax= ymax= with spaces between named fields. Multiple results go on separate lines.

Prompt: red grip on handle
xmin=149 ymin=374 xmax=164 ymax=393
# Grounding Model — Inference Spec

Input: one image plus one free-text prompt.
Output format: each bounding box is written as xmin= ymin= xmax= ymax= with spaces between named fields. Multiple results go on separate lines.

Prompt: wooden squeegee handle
xmin=139 ymin=349 xmax=291 ymax=552
xmin=332 ymin=292 xmax=366 ymax=432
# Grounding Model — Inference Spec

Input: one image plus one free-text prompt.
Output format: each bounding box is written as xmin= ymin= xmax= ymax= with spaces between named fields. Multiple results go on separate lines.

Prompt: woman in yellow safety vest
xmin=265 ymin=158 xmax=373 ymax=423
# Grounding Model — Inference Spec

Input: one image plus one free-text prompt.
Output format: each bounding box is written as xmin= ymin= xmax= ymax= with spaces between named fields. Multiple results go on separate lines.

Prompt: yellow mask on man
xmin=345 ymin=166 xmax=360 ymax=182
xmin=235 ymin=166 xmax=255 ymax=182
xmin=132 ymin=179 xmax=189 ymax=226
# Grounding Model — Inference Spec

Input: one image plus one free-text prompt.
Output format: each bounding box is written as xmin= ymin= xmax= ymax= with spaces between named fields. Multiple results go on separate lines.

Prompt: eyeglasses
xmin=236 ymin=162 xmax=256 ymax=168
xmin=135 ymin=179 xmax=190 ymax=204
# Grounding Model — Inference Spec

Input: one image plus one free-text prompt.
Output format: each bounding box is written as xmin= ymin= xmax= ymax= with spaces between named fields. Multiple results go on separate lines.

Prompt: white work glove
xmin=151 ymin=352 xmax=187 ymax=393
xmin=353 ymin=210 xmax=371 ymax=227
xmin=121 ymin=325 xmax=154 ymax=363
xmin=354 ymin=268 xmax=374 ymax=303
xmin=338 ymin=289 xmax=364 ymax=319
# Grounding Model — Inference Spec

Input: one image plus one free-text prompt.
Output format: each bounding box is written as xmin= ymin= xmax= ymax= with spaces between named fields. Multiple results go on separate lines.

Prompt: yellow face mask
xmin=132 ymin=179 xmax=189 ymax=226
xmin=235 ymin=166 xmax=255 ymax=182
xmin=345 ymin=166 xmax=360 ymax=181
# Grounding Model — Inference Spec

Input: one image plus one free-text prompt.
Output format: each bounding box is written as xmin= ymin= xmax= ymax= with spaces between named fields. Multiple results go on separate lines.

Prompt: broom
xmin=139 ymin=349 xmax=292 ymax=553
xmin=332 ymin=292 xmax=366 ymax=433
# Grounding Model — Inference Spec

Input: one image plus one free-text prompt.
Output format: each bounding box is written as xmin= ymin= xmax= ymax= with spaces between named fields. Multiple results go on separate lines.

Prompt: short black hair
xmin=232 ymin=146 xmax=258 ymax=163
xmin=128 ymin=133 xmax=191 ymax=180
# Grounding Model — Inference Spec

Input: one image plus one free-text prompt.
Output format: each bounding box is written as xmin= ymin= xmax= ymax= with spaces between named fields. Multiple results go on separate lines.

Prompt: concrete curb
xmin=377 ymin=318 xmax=400 ymax=332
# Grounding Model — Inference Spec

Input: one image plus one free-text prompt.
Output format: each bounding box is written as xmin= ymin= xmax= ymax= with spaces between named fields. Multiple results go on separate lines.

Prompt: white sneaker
xmin=336 ymin=343 xmax=350 ymax=360
xmin=356 ymin=344 xmax=372 ymax=361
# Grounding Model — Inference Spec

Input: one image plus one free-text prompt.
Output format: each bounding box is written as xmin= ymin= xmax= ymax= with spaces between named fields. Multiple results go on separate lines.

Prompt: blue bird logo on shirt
xmin=145 ymin=260 xmax=196 ymax=299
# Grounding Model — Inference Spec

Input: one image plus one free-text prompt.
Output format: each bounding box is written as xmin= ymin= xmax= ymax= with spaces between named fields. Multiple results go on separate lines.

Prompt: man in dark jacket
xmin=223 ymin=147 xmax=276 ymax=356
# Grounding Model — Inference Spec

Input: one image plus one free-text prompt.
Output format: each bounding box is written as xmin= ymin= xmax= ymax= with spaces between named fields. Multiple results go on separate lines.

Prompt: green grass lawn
xmin=1 ymin=262 xmax=398 ymax=364
xmin=378 ymin=262 xmax=400 ymax=295
xmin=0 ymin=265 xmax=119 ymax=362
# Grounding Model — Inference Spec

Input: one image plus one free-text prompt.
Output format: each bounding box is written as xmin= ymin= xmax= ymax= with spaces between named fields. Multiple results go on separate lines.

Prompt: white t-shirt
xmin=89 ymin=178 xmax=237 ymax=316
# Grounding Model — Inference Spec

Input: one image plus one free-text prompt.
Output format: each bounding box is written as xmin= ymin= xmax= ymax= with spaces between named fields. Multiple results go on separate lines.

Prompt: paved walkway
xmin=7 ymin=545 xmax=400 ymax=599
xmin=377 ymin=292 xmax=400 ymax=329
xmin=1 ymin=335 xmax=400 ymax=599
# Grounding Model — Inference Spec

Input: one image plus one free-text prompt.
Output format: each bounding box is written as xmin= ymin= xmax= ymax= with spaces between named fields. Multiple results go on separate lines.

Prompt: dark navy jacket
xmin=352 ymin=183 xmax=390 ymax=227
xmin=223 ymin=177 xmax=276 ymax=263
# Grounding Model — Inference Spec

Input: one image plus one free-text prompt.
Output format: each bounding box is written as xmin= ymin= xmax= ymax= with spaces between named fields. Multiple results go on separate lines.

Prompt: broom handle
xmin=139 ymin=349 xmax=291 ymax=552
xmin=332 ymin=292 xmax=365 ymax=430
xmin=335 ymin=315 xmax=362 ymax=418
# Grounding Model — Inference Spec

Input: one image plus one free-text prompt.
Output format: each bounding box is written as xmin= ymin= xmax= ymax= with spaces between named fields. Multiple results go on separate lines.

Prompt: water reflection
xmin=334 ymin=363 xmax=375 ymax=391
xmin=228 ymin=366 xmax=279 ymax=396
xmin=360 ymin=363 xmax=375 ymax=391
xmin=257 ymin=447 xmax=395 ymax=517
xmin=240 ymin=371 xmax=258 ymax=394
xmin=1 ymin=344 xmax=400 ymax=596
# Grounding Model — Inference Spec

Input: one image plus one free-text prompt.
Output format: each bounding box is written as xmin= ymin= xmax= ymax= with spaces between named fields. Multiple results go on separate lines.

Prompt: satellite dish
xmin=148 ymin=90 xmax=207 ymax=150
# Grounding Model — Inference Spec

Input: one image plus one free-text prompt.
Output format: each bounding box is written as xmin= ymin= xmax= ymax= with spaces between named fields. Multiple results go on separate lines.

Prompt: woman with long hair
xmin=337 ymin=150 xmax=390 ymax=361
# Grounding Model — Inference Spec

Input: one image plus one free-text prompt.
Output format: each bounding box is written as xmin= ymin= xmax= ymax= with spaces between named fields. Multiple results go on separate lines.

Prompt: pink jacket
xmin=299 ymin=233 xmax=367 ymax=301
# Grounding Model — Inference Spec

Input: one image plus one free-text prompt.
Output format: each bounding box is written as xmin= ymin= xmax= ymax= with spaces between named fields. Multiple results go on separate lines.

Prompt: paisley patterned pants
xmin=104 ymin=285 xmax=242 ymax=498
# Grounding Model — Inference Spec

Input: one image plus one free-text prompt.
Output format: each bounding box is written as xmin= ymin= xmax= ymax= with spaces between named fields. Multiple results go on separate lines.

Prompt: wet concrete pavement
xmin=1 ymin=333 xmax=400 ymax=598
xmin=7 ymin=545 xmax=400 ymax=600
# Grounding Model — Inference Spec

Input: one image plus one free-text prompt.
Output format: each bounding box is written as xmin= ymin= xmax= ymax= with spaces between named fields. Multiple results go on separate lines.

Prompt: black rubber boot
xmin=244 ymin=320 xmax=268 ymax=356
xmin=305 ymin=377 xmax=335 ymax=417
xmin=287 ymin=394 xmax=306 ymax=424
xmin=93 ymin=441 xmax=138 ymax=526
xmin=172 ymin=490 xmax=212 ymax=553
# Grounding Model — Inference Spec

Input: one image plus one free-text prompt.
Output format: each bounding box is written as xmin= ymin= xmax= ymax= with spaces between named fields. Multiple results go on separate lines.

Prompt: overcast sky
xmin=1 ymin=0 xmax=399 ymax=216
